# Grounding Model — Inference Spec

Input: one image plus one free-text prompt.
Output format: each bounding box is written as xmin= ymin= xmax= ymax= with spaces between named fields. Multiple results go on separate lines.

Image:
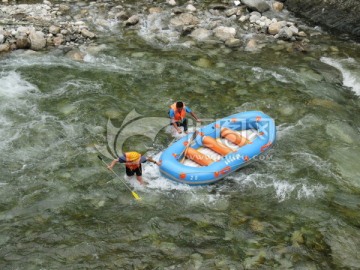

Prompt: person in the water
xmin=107 ymin=152 xmax=160 ymax=185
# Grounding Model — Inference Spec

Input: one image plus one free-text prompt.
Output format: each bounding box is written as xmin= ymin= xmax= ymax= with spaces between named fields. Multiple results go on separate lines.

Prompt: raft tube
xmin=159 ymin=111 xmax=276 ymax=185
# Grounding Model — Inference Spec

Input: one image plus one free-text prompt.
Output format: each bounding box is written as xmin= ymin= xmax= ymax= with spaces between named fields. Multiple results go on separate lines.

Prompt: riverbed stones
xmin=0 ymin=0 xmax=339 ymax=55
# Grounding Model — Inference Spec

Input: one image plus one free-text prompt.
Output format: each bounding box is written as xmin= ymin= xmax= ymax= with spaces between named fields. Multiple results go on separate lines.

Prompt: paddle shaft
xmin=97 ymin=155 xmax=141 ymax=200
xmin=180 ymin=131 xmax=198 ymax=163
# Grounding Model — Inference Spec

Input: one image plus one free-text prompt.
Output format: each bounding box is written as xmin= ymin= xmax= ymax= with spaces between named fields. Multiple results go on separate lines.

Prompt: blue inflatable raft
xmin=159 ymin=111 xmax=276 ymax=185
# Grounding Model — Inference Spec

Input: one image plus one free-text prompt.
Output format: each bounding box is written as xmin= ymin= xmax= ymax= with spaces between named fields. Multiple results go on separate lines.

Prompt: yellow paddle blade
xmin=132 ymin=191 xmax=142 ymax=201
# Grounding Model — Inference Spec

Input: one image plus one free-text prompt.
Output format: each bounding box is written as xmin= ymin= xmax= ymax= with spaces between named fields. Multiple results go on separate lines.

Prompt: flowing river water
xmin=1 ymin=2 xmax=360 ymax=269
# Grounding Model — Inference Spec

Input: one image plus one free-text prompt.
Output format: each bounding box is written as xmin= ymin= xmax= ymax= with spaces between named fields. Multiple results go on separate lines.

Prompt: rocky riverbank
xmin=284 ymin=0 xmax=360 ymax=41
xmin=0 ymin=0 xmax=331 ymax=58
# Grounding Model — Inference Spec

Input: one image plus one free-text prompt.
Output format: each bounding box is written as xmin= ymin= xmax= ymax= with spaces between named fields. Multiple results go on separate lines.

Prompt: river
xmin=0 ymin=2 xmax=360 ymax=269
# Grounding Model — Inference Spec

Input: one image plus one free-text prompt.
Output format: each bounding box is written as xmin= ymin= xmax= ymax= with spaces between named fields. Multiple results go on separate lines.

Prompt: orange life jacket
xmin=170 ymin=102 xmax=186 ymax=122
xmin=125 ymin=152 xmax=141 ymax=170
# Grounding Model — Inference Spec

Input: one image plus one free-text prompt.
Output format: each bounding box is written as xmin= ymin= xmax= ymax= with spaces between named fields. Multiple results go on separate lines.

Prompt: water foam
xmin=0 ymin=70 xmax=38 ymax=98
xmin=0 ymin=71 xmax=40 ymax=151
xmin=233 ymin=172 xmax=325 ymax=202
xmin=320 ymin=57 xmax=360 ymax=96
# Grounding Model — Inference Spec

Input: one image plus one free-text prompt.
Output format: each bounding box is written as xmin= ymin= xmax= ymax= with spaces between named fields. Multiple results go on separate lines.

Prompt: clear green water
xmin=1 ymin=24 xmax=360 ymax=269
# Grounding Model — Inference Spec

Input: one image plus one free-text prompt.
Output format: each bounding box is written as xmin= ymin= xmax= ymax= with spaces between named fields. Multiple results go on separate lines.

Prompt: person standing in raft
xmin=107 ymin=152 xmax=160 ymax=185
xmin=169 ymin=101 xmax=201 ymax=134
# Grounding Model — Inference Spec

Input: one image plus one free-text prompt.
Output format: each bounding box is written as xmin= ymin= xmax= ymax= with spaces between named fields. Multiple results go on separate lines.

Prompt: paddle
xmin=179 ymin=131 xmax=198 ymax=163
xmin=97 ymin=155 xmax=141 ymax=201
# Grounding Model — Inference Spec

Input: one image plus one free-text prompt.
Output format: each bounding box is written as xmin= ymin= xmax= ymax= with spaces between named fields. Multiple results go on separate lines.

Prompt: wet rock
xmin=225 ymin=38 xmax=242 ymax=47
xmin=285 ymin=0 xmax=360 ymax=40
xmin=249 ymin=12 xmax=261 ymax=23
xmin=29 ymin=30 xmax=46 ymax=50
xmin=186 ymin=4 xmax=196 ymax=12
xmin=326 ymin=122 xmax=357 ymax=145
xmin=167 ymin=0 xmax=177 ymax=6
xmin=124 ymin=15 xmax=140 ymax=26
xmin=292 ymin=41 xmax=308 ymax=52
xmin=0 ymin=43 xmax=10 ymax=52
xmin=0 ymin=34 xmax=4 ymax=44
xmin=190 ymin=28 xmax=212 ymax=41
xmin=331 ymin=147 xmax=360 ymax=188
xmin=245 ymin=38 xmax=259 ymax=51
xmin=289 ymin=25 xmax=299 ymax=36
xmin=115 ymin=11 xmax=130 ymax=20
xmin=225 ymin=7 xmax=239 ymax=17
xmin=325 ymin=223 xmax=360 ymax=268
xmin=81 ymin=28 xmax=95 ymax=39
xmin=65 ymin=48 xmax=85 ymax=61
xmin=250 ymin=219 xmax=264 ymax=232
xmin=272 ymin=1 xmax=284 ymax=12
xmin=149 ymin=7 xmax=162 ymax=14
xmin=291 ymin=230 xmax=304 ymax=246
xmin=308 ymin=98 xmax=342 ymax=110
xmin=213 ymin=26 xmax=236 ymax=41
xmin=208 ymin=4 xmax=228 ymax=10
xmin=53 ymin=35 xmax=64 ymax=46
xmin=49 ymin=25 xmax=60 ymax=35
xmin=58 ymin=4 xmax=70 ymax=12
xmin=194 ymin=57 xmax=213 ymax=68
xmin=181 ymin=25 xmax=195 ymax=36
xmin=276 ymin=26 xmax=293 ymax=40
xmin=242 ymin=0 xmax=270 ymax=13
xmin=170 ymin=13 xmax=199 ymax=27
xmin=268 ymin=21 xmax=283 ymax=35
xmin=310 ymin=60 xmax=343 ymax=85
xmin=16 ymin=36 xmax=31 ymax=49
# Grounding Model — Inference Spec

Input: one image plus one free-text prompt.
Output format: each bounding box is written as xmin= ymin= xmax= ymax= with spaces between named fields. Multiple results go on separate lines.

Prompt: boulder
xmin=273 ymin=1 xmax=284 ymax=12
xmin=285 ymin=0 xmax=360 ymax=41
xmin=170 ymin=13 xmax=199 ymax=27
xmin=213 ymin=26 xmax=236 ymax=41
xmin=242 ymin=0 xmax=270 ymax=13
xmin=16 ymin=36 xmax=31 ymax=49
xmin=124 ymin=15 xmax=140 ymax=26
xmin=0 ymin=43 xmax=10 ymax=53
xmin=49 ymin=25 xmax=61 ymax=35
xmin=81 ymin=29 xmax=96 ymax=38
xmin=29 ymin=30 xmax=46 ymax=50
xmin=190 ymin=28 xmax=212 ymax=41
